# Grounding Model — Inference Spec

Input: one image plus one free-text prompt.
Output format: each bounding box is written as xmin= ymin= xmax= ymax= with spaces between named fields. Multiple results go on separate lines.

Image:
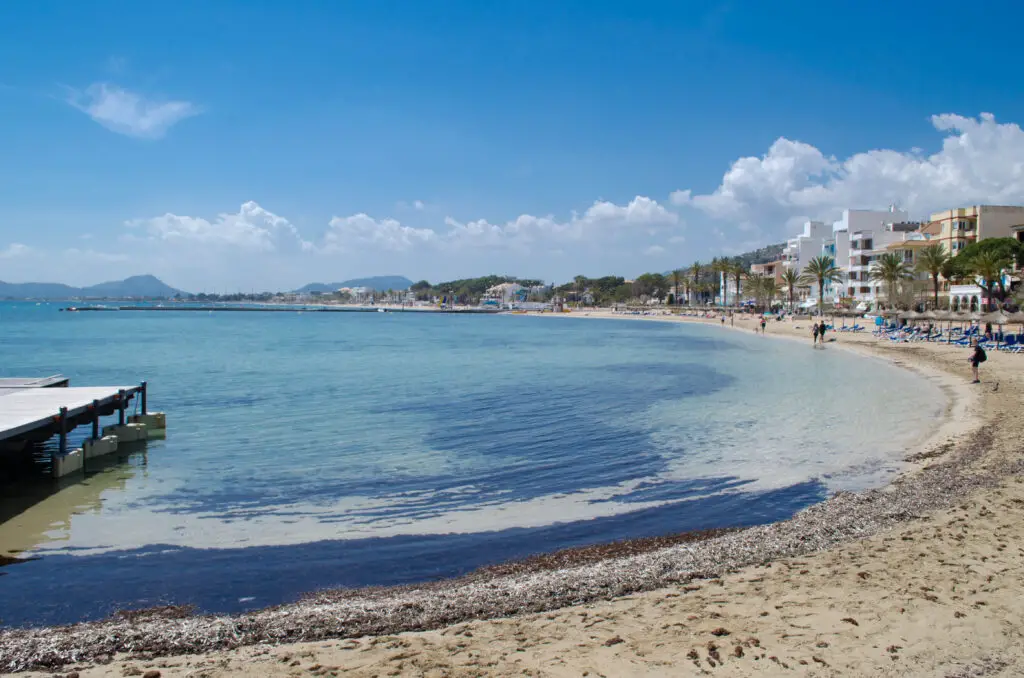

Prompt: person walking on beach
xmin=812 ymin=322 xmax=820 ymax=346
xmin=760 ymin=317 xmax=767 ymax=334
xmin=818 ymin=320 xmax=827 ymax=345
xmin=969 ymin=339 xmax=986 ymax=383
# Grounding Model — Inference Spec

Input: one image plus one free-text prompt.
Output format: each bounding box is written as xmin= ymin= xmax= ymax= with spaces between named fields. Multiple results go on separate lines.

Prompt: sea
xmin=0 ymin=302 xmax=944 ymax=627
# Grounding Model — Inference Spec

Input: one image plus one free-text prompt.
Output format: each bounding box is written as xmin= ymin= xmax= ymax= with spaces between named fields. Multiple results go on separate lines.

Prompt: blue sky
xmin=3 ymin=0 xmax=1024 ymax=292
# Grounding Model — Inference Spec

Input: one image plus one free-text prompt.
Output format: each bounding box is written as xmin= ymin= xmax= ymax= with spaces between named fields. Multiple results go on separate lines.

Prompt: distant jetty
xmin=63 ymin=305 xmax=501 ymax=314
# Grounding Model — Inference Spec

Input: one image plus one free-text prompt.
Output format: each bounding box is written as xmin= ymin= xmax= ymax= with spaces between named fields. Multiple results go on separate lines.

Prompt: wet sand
xmin=7 ymin=311 xmax=1024 ymax=677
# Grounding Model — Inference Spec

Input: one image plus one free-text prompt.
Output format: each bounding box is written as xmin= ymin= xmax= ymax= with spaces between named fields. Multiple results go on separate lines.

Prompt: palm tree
xmin=697 ymin=281 xmax=713 ymax=305
xmin=689 ymin=261 xmax=703 ymax=305
xmin=762 ymin=277 xmax=780 ymax=310
xmin=915 ymin=244 xmax=949 ymax=309
xmin=744 ymin=274 xmax=779 ymax=311
xmin=730 ymin=259 xmax=747 ymax=308
xmin=971 ymin=251 xmax=1010 ymax=311
xmin=781 ymin=268 xmax=801 ymax=311
xmin=573 ymin=275 xmax=586 ymax=308
xmin=799 ymin=255 xmax=842 ymax=315
xmin=710 ymin=257 xmax=731 ymax=305
xmin=671 ymin=269 xmax=685 ymax=307
xmin=870 ymin=252 xmax=913 ymax=309
xmin=743 ymin=274 xmax=762 ymax=310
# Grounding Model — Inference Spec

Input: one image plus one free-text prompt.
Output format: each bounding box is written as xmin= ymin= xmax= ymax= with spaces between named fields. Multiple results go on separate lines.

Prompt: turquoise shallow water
xmin=0 ymin=303 xmax=943 ymax=626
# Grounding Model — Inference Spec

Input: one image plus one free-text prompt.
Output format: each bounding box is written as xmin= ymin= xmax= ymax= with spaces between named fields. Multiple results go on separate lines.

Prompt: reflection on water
xmin=0 ymin=443 xmax=146 ymax=557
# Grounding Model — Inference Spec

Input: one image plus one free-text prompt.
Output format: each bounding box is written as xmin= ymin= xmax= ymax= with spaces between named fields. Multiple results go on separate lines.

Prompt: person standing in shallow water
xmin=760 ymin=317 xmax=767 ymax=334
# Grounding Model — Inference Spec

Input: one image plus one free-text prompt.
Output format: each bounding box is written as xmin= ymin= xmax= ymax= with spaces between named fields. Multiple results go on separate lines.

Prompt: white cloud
xmin=0 ymin=243 xmax=31 ymax=259
xmin=669 ymin=189 xmax=692 ymax=206
xmin=323 ymin=214 xmax=437 ymax=253
xmin=440 ymin=196 xmax=680 ymax=252
xmin=318 ymin=195 xmax=680 ymax=257
xmin=66 ymin=83 xmax=200 ymax=139
xmin=396 ymin=199 xmax=429 ymax=212
xmin=677 ymin=112 xmax=1024 ymax=240
xmin=41 ymin=111 xmax=1024 ymax=290
xmin=127 ymin=201 xmax=312 ymax=251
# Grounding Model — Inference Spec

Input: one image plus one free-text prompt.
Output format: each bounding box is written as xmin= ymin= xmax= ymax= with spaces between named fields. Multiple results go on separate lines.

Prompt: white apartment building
xmin=846 ymin=222 xmax=920 ymax=303
xmin=783 ymin=220 xmax=830 ymax=273
xmin=483 ymin=282 xmax=525 ymax=303
xmin=817 ymin=207 xmax=910 ymax=303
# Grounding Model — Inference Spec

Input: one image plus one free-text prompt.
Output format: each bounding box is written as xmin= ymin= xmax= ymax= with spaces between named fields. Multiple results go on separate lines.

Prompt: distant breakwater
xmin=64 ymin=306 xmax=502 ymax=314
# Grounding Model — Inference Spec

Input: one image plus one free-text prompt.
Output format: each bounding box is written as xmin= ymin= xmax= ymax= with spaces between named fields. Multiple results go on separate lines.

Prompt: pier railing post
xmin=118 ymin=389 xmax=126 ymax=426
xmin=141 ymin=381 xmax=148 ymax=415
xmin=91 ymin=399 xmax=100 ymax=440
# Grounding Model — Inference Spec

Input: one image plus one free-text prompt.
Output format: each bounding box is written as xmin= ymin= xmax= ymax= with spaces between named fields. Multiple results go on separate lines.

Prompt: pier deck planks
xmin=0 ymin=386 xmax=138 ymax=441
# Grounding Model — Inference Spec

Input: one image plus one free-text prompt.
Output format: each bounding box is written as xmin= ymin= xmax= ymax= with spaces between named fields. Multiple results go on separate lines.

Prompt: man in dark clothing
xmin=969 ymin=340 xmax=986 ymax=383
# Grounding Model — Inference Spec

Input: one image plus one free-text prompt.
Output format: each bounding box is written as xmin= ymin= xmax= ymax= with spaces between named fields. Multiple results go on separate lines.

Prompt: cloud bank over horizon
xmin=5 ymin=112 xmax=1024 ymax=291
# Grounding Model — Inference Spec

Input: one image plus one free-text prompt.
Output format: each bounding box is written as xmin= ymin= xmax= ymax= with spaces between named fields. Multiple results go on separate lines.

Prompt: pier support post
xmin=91 ymin=399 xmax=100 ymax=440
xmin=141 ymin=381 xmax=148 ymax=415
xmin=118 ymin=389 xmax=126 ymax=426
xmin=58 ymin=407 xmax=68 ymax=457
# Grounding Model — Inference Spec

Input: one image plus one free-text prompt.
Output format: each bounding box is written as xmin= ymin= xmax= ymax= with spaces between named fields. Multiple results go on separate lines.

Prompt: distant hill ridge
xmin=296 ymin=276 xmax=414 ymax=293
xmin=0 ymin=275 xmax=184 ymax=300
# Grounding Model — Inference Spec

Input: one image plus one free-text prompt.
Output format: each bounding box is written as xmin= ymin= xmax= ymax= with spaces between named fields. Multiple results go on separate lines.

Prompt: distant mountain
xmin=82 ymin=275 xmax=184 ymax=298
xmin=0 ymin=275 xmax=184 ymax=300
xmin=296 ymin=276 xmax=414 ymax=293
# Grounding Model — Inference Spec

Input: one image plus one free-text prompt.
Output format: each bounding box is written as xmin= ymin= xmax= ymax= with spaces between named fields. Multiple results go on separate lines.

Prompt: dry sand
xmin=10 ymin=312 xmax=1024 ymax=677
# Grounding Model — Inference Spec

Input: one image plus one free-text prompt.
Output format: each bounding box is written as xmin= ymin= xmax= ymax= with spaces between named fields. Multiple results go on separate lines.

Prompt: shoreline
xmin=5 ymin=312 xmax=1022 ymax=676
xmin=517 ymin=309 xmax=980 ymax=482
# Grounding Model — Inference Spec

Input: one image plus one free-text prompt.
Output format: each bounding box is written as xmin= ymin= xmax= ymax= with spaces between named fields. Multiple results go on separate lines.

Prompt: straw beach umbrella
xmin=918 ymin=310 xmax=939 ymax=339
xmin=981 ymin=310 xmax=1011 ymax=325
xmin=899 ymin=310 xmax=921 ymax=325
xmin=982 ymin=310 xmax=1011 ymax=346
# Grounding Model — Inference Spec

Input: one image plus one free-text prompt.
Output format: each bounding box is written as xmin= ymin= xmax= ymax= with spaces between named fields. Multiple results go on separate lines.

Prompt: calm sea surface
xmin=0 ymin=302 xmax=943 ymax=626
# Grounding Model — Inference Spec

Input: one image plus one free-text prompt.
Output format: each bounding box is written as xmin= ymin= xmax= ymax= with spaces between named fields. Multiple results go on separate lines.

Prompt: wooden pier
xmin=0 ymin=375 xmax=69 ymax=389
xmin=0 ymin=378 xmax=161 ymax=478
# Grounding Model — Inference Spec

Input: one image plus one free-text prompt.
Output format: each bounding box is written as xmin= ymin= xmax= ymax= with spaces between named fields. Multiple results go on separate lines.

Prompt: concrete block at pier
xmin=53 ymin=448 xmax=84 ymax=478
xmin=129 ymin=412 xmax=166 ymax=438
xmin=83 ymin=435 xmax=119 ymax=459
xmin=102 ymin=423 xmax=148 ymax=443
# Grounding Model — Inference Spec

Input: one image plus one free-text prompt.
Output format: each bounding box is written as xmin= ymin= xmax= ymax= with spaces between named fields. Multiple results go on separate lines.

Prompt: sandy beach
xmin=7 ymin=311 xmax=1024 ymax=677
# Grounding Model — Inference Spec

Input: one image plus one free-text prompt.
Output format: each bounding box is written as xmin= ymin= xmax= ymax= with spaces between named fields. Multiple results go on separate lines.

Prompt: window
xmin=862 ymin=239 xmax=873 ymax=250
xmin=903 ymin=250 xmax=913 ymax=262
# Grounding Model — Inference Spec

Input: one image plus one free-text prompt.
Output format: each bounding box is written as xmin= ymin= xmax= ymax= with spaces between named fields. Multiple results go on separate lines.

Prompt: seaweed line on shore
xmin=2 ymin=424 xmax=1018 ymax=673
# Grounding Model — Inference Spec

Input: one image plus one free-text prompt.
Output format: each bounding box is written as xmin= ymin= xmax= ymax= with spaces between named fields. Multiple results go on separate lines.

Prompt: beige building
xmin=921 ymin=205 xmax=1024 ymax=256
xmin=750 ymin=260 xmax=785 ymax=285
